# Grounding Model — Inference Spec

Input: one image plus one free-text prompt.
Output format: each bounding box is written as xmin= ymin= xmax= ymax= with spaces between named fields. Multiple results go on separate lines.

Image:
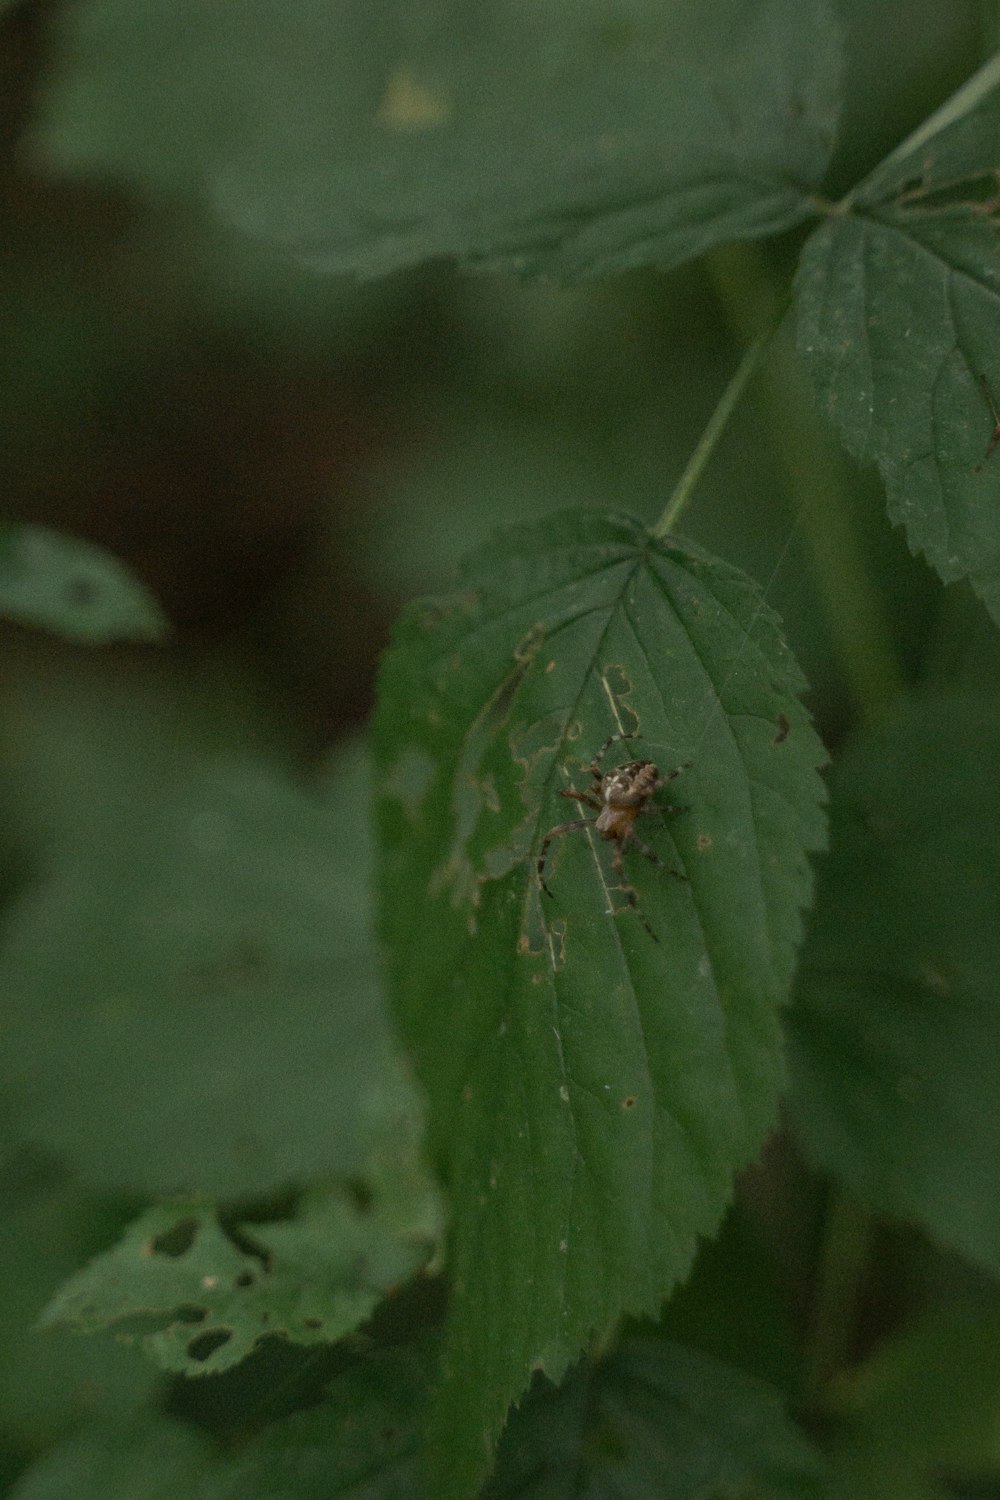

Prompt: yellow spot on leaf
xmin=376 ymin=68 xmax=451 ymax=130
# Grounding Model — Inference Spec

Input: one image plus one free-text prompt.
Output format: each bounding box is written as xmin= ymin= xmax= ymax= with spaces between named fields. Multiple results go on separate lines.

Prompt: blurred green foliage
xmin=1 ymin=0 xmax=1000 ymax=1497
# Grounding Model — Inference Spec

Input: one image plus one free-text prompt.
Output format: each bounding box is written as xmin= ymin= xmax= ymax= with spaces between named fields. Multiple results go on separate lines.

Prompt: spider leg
xmin=610 ymin=835 xmax=659 ymax=941
xmin=643 ymin=762 xmax=692 ymax=821
xmin=537 ymin=818 xmax=592 ymax=897
xmin=625 ymin=827 xmax=688 ymax=882
xmin=652 ymin=760 xmax=691 ymax=792
xmin=587 ymin=731 xmax=636 ymax=778
xmin=558 ymin=787 xmax=602 ymax=810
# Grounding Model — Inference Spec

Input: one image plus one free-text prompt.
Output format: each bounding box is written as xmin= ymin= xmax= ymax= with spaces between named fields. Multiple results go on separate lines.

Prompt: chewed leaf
xmin=9 ymin=1344 xmax=431 ymax=1498
xmin=41 ymin=1157 xmax=442 ymax=1376
xmin=795 ymin=56 xmax=1000 ymax=622
xmin=373 ymin=510 xmax=827 ymax=1498
xmin=34 ymin=0 xmax=840 ymax=280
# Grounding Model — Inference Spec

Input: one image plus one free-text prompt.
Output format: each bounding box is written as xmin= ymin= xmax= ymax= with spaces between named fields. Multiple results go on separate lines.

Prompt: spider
xmin=536 ymin=733 xmax=690 ymax=941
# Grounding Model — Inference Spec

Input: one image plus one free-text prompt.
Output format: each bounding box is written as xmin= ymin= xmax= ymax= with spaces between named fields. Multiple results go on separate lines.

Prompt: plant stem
xmin=706 ymin=240 xmax=905 ymax=727
xmin=803 ymin=1189 xmax=872 ymax=1408
xmin=652 ymin=327 xmax=775 ymax=539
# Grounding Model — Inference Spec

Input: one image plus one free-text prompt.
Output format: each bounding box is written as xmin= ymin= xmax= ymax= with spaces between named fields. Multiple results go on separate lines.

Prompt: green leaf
xmin=787 ymin=696 xmax=1000 ymax=1272
xmin=36 ymin=0 xmax=840 ymax=279
xmin=658 ymin=1205 xmax=804 ymax=1396
xmin=373 ymin=510 xmax=827 ymax=1496
xmin=795 ymin=55 xmax=1000 ymax=622
xmin=41 ymin=1166 xmax=441 ymax=1375
xmin=490 ymin=1337 xmax=830 ymax=1499
xmin=832 ymin=1300 xmax=1000 ymax=1479
xmin=9 ymin=1336 xmax=831 ymax=1500
xmin=10 ymin=1418 xmax=216 ymax=1500
xmin=0 ymin=751 xmax=421 ymax=1199
xmin=0 ymin=1157 xmax=155 ymax=1451
xmin=9 ymin=1344 xmax=429 ymax=1499
xmin=0 ymin=524 xmax=168 ymax=644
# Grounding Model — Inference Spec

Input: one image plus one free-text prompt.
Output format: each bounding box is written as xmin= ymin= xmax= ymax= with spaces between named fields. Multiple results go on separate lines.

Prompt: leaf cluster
xmin=1 ymin=2 xmax=999 ymax=1499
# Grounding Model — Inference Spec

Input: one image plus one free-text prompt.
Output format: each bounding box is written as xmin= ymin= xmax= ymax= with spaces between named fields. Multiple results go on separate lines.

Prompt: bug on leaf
xmin=536 ymin=733 xmax=690 ymax=941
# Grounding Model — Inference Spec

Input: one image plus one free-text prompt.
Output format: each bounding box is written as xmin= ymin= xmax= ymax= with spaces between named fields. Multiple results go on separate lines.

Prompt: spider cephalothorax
xmin=536 ymin=734 xmax=690 ymax=940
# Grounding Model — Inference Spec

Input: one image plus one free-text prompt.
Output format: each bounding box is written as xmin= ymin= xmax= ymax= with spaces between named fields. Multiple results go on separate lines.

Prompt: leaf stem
xmin=652 ymin=327 xmax=775 ymax=539
xmin=705 ymin=241 xmax=905 ymax=726
xmin=859 ymin=47 xmax=1000 ymax=192
xmin=803 ymin=1189 xmax=872 ymax=1407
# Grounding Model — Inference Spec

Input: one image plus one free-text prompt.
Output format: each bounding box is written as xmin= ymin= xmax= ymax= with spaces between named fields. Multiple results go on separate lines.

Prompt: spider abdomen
xmin=595 ymin=804 xmax=640 ymax=840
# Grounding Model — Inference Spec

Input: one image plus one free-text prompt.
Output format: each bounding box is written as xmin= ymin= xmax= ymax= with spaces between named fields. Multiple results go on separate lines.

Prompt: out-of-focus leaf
xmin=0 ymin=1155 xmax=155 ymax=1452
xmin=10 ymin=1418 xmax=215 ymax=1500
xmin=489 ymin=1337 xmax=830 ymax=1499
xmin=41 ymin=1164 xmax=441 ymax=1375
xmin=0 ymin=640 xmax=288 ymax=858
xmin=9 ymin=1335 xmax=832 ymax=1500
xmin=835 ymin=1300 xmax=1000 ymax=1473
xmin=788 ymin=697 xmax=1000 ymax=1271
xmin=36 ymin=0 xmax=840 ymax=279
xmin=824 ymin=1299 xmax=1000 ymax=1500
xmin=658 ymin=1204 xmax=804 ymax=1395
xmin=10 ymin=1345 xmax=429 ymax=1500
xmin=0 ymin=525 xmax=168 ymax=644
xmin=0 ymin=750 xmax=423 ymax=1200
xmin=374 ymin=510 xmax=827 ymax=1497
xmin=796 ymin=55 xmax=1000 ymax=622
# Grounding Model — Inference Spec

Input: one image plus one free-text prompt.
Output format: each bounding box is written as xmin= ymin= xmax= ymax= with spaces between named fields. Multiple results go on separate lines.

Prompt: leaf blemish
xmin=148 ymin=1217 xmax=199 ymax=1258
xmin=418 ymin=589 xmax=479 ymax=631
xmin=65 ymin=576 xmax=98 ymax=607
xmin=600 ymin=665 xmax=638 ymax=734
xmin=546 ymin=917 xmax=568 ymax=970
xmin=375 ymin=67 xmax=452 ymax=130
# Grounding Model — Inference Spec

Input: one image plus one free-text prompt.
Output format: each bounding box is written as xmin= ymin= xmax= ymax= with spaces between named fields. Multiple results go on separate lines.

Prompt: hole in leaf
xmin=149 ymin=1219 xmax=199 ymax=1257
xmin=187 ymin=1328 xmax=232 ymax=1362
xmin=234 ymin=1271 xmax=255 ymax=1288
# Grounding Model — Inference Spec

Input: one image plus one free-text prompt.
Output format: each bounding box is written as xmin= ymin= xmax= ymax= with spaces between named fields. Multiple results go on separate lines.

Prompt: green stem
xmin=652 ymin=327 xmax=776 ymax=539
xmin=803 ymin=1190 xmax=872 ymax=1408
xmin=706 ymin=241 xmax=905 ymax=727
